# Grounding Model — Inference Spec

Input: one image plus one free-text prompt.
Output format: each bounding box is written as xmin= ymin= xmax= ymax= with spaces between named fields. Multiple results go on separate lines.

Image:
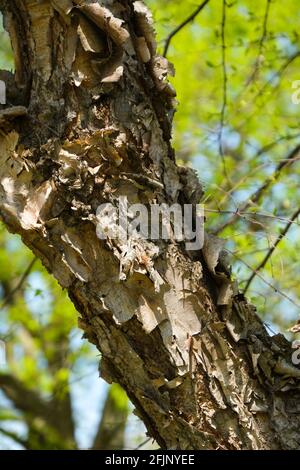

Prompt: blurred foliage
xmin=0 ymin=16 xmax=13 ymax=70
xmin=148 ymin=0 xmax=300 ymax=331
xmin=1 ymin=0 xmax=300 ymax=449
xmin=0 ymin=223 xmax=133 ymax=449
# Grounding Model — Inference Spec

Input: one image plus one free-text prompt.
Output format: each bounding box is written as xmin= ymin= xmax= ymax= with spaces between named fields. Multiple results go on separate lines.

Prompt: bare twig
xmin=228 ymin=249 xmax=300 ymax=309
xmin=135 ymin=437 xmax=152 ymax=450
xmin=206 ymin=208 xmax=300 ymax=227
xmin=217 ymin=134 xmax=300 ymax=206
xmin=218 ymin=0 xmax=229 ymax=181
xmin=220 ymin=133 xmax=300 ymax=204
xmin=243 ymin=207 xmax=300 ymax=294
xmin=245 ymin=0 xmax=271 ymax=86
xmin=213 ymin=143 xmax=300 ymax=234
xmin=253 ymin=133 xmax=300 ymax=158
xmin=253 ymin=50 xmax=300 ymax=104
xmin=0 ymin=257 xmax=37 ymax=311
xmin=163 ymin=0 xmax=211 ymax=57
xmin=232 ymin=49 xmax=300 ymax=139
xmin=0 ymin=427 xmax=28 ymax=449
xmin=236 ymin=50 xmax=300 ymax=131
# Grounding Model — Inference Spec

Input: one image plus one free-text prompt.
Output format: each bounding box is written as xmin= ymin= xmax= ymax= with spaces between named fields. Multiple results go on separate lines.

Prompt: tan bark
xmin=1 ymin=0 xmax=300 ymax=449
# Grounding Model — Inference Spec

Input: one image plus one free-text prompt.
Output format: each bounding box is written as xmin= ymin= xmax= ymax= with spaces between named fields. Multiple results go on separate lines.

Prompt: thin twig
xmin=228 ymin=249 xmax=300 ymax=309
xmin=264 ymin=322 xmax=278 ymax=335
xmin=253 ymin=50 xmax=300 ymax=104
xmin=217 ymin=134 xmax=300 ymax=206
xmin=236 ymin=50 xmax=300 ymax=131
xmin=213 ymin=143 xmax=300 ymax=234
xmin=135 ymin=437 xmax=152 ymax=450
xmin=215 ymin=134 xmax=300 ymax=207
xmin=218 ymin=0 xmax=229 ymax=182
xmin=206 ymin=208 xmax=300 ymax=227
xmin=243 ymin=207 xmax=300 ymax=294
xmin=245 ymin=0 xmax=271 ymax=86
xmin=254 ymin=133 xmax=300 ymax=158
xmin=232 ymin=50 xmax=300 ymax=139
xmin=163 ymin=0 xmax=211 ymax=57
xmin=0 ymin=257 xmax=37 ymax=311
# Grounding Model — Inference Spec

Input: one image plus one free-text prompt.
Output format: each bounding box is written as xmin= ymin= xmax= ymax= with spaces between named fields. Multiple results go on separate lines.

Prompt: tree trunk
xmin=1 ymin=0 xmax=300 ymax=450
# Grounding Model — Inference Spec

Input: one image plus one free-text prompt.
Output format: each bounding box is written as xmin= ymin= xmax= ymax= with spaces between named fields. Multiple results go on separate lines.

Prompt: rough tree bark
xmin=1 ymin=0 xmax=300 ymax=450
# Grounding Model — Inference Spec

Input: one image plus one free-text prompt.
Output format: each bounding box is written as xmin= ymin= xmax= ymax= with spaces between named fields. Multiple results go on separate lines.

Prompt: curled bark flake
xmin=60 ymin=231 xmax=92 ymax=283
xmin=73 ymin=1 xmax=130 ymax=47
xmin=51 ymin=0 xmax=73 ymax=22
xmin=78 ymin=14 xmax=106 ymax=54
xmin=90 ymin=46 xmax=125 ymax=84
xmin=289 ymin=319 xmax=300 ymax=333
xmin=57 ymin=148 xmax=88 ymax=189
xmin=150 ymin=56 xmax=177 ymax=97
xmin=20 ymin=180 xmax=54 ymax=230
xmin=0 ymin=106 xmax=27 ymax=125
xmin=202 ymin=233 xmax=233 ymax=306
xmin=101 ymin=60 xmax=124 ymax=83
xmin=202 ymin=233 xmax=225 ymax=276
xmin=133 ymin=1 xmax=157 ymax=56
xmin=135 ymin=36 xmax=151 ymax=63
xmin=27 ymin=1 xmax=54 ymax=81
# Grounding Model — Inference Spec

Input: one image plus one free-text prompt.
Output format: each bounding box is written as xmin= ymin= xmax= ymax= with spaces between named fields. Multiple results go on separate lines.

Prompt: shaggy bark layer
xmin=1 ymin=0 xmax=300 ymax=449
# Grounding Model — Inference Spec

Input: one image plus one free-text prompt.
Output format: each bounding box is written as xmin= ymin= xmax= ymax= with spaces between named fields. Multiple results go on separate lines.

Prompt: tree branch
xmin=0 ymin=257 xmax=37 ymax=311
xmin=0 ymin=373 xmax=75 ymax=444
xmin=163 ymin=0 xmax=211 ymax=57
xmin=243 ymin=207 xmax=300 ymax=293
xmin=218 ymin=0 xmax=229 ymax=181
xmin=92 ymin=384 xmax=128 ymax=450
xmin=213 ymin=143 xmax=300 ymax=234
xmin=229 ymin=249 xmax=300 ymax=309
xmin=245 ymin=0 xmax=271 ymax=86
xmin=0 ymin=426 xmax=27 ymax=449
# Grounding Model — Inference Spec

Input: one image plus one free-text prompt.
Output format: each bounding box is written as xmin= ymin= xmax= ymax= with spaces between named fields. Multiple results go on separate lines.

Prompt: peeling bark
xmin=1 ymin=0 xmax=300 ymax=450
